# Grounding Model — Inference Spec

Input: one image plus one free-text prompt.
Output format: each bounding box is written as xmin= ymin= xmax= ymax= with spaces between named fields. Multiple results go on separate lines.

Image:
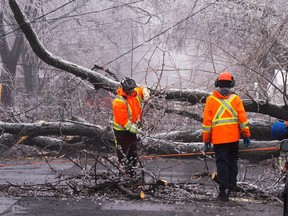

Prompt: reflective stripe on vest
xmin=210 ymin=94 xmax=238 ymax=127
xmin=135 ymin=88 xmax=143 ymax=108
xmin=239 ymin=121 xmax=249 ymax=130
xmin=202 ymin=125 xmax=211 ymax=133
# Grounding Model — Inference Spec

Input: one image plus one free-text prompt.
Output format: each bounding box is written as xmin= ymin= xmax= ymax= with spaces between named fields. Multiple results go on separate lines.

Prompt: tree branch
xmin=9 ymin=0 xmax=118 ymax=91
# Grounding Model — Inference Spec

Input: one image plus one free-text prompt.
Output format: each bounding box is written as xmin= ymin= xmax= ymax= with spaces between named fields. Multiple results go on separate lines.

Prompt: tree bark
xmin=144 ymin=138 xmax=280 ymax=162
xmin=0 ymin=120 xmax=278 ymax=162
xmin=152 ymin=121 xmax=272 ymax=142
xmin=0 ymin=120 xmax=272 ymax=142
xmin=0 ymin=119 xmax=279 ymax=162
xmin=0 ymin=11 xmax=24 ymax=106
xmin=0 ymin=120 xmax=109 ymax=137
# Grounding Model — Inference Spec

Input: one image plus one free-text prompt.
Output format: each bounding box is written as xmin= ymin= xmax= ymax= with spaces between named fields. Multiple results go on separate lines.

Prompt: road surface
xmin=0 ymin=156 xmax=283 ymax=215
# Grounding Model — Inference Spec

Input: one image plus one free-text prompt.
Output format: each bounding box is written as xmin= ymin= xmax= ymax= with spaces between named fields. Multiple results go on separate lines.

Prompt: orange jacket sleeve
xmin=235 ymin=96 xmax=250 ymax=138
xmin=202 ymin=96 xmax=213 ymax=143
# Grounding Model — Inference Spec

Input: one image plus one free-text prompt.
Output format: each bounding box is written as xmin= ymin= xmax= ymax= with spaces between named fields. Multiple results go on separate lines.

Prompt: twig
xmin=0 ymin=200 xmax=20 ymax=216
xmin=81 ymin=150 xmax=117 ymax=175
xmin=64 ymin=154 xmax=83 ymax=170
xmin=117 ymin=184 xmax=145 ymax=199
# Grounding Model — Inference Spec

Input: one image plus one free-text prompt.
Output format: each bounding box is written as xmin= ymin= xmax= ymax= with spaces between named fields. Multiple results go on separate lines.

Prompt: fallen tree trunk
xmin=0 ymin=120 xmax=272 ymax=142
xmin=0 ymin=120 xmax=108 ymax=137
xmin=0 ymin=120 xmax=115 ymax=153
xmin=0 ymin=121 xmax=280 ymax=162
xmin=144 ymin=138 xmax=280 ymax=162
xmin=152 ymin=121 xmax=273 ymax=142
xmin=0 ymin=135 xmax=115 ymax=156
xmin=1 ymin=134 xmax=279 ymax=162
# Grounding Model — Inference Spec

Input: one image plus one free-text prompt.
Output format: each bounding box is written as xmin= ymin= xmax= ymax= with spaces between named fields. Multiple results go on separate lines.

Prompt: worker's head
xmin=214 ymin=71 xmax=235 ymax=88
xmin=120 ymin=77 xmax=137 ymax=95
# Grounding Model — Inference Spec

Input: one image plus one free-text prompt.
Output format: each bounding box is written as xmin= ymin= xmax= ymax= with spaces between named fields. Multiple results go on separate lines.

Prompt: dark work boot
xmin=229 ymin=184 xmax=245 ymax=193
xmin=217 ymin=189 xmax=229 ymax=202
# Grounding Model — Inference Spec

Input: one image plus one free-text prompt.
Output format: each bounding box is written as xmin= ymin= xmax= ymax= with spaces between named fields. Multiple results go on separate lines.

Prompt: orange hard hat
xmin=215 ymin=71 xmax=235 ymax=88
xmin=217 ymin=71 xmax=233 ymax=81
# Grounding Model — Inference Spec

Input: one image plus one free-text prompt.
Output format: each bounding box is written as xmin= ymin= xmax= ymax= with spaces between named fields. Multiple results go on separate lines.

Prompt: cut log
xmin=0 ymin=120 xmax=108 ymax=137
xmin=152 ymin=121 xmax=273 ymax=142
xmin=117 ymin=185 xmax=145 ymax=199
xmin=144 ymin=138 xmax=280 ymax=162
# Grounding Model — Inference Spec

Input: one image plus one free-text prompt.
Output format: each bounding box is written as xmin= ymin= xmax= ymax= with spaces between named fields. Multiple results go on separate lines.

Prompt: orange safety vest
xmin=112 ymin=86 xmax=145 ymax=131
xmin=202 ymin=90 xmax=250 ymax=144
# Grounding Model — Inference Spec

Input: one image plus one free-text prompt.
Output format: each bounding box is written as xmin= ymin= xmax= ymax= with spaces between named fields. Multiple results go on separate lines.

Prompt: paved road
xmin=0 ymin=157 xmax=284 ymax=215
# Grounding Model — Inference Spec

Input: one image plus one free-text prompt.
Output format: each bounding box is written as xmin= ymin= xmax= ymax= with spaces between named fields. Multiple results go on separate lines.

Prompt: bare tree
xmin=0 ymin=8 xmax=23 ymax=106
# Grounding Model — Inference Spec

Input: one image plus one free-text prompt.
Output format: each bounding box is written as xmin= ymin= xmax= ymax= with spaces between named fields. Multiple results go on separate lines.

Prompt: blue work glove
xmin=243 ymin=138 xmax=251 ymax=148
xmin=204 ymin=142 xmax=212 ymax=152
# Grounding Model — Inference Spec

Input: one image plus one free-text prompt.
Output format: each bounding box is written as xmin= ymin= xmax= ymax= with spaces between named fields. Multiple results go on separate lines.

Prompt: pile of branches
xmin=0 ymin=149 xmax=285 ymax=204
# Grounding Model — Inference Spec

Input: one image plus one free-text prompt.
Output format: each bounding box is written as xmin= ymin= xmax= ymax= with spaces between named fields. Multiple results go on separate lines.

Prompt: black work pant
xmin=213 ymin=141 xmax=239 ymax=192
xmin=113 ymin=129 xmax=138 ymax=175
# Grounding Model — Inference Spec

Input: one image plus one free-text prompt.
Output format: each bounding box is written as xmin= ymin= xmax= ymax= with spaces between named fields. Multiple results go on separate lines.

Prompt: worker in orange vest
xmin=202 ymin=71 xmax=251 ymax=202
xmin=112 ymin=77 xmax=150 ymax=177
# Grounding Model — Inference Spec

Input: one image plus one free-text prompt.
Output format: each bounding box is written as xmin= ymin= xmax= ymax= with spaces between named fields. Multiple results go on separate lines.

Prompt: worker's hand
xmin=143 ymin=87 xmax=150 ymax=102
xmin=129 ymin=124 xmax=139 ymax=134
xmin=204 ymin=142 xmax=212 ymax=152
xmin=129 ymin=124 xmax=144 ymax=136
xmin=243 ymin=137 xmax=251 ymax=148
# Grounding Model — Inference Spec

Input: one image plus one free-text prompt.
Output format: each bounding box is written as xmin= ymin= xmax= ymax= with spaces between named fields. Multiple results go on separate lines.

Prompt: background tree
xmin=0 ymin=6 xmax=23 ymax=107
